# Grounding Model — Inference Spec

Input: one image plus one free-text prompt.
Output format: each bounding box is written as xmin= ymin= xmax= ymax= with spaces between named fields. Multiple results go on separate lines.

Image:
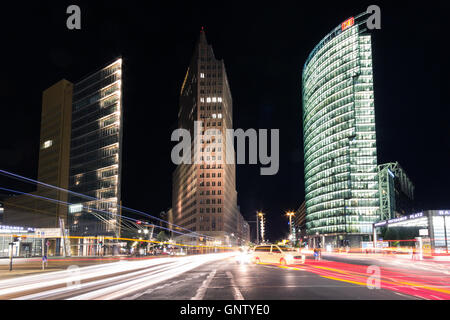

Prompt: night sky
xmin=0 ymin=1 xmax=449 ymax=241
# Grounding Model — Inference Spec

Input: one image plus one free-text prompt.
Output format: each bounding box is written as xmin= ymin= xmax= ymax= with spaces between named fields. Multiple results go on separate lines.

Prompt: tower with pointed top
xmin=172 ymin=30 xmax=249 ymax=246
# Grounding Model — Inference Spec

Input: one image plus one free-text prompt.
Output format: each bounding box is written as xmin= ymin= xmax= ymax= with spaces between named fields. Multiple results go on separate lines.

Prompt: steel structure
xmin=377 ymin=162 xmax=414 ymax=220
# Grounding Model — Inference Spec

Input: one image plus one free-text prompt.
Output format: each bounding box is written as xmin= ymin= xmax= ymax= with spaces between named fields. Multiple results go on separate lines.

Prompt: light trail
xmin=265 ymin=255 xmax=450 ymax=300
xmin=0 ymin=252 xmax=234 ymax=300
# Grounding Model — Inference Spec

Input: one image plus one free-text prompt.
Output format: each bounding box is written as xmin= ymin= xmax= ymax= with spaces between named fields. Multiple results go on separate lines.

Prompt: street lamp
xmin=286 ymin=211 xmax=295 ymax=242
xmin=257 ymin=212 xmax=266 ymax=244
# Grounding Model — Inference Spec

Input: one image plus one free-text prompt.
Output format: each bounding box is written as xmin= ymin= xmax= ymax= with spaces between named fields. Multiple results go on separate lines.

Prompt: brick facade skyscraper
xmin=172 ymin=29 xmax=249 ymax=246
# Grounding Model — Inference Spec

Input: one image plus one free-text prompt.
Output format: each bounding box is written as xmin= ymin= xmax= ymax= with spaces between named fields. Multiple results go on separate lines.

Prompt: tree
xmin=156 ymin=231 xmax=169 ymax=243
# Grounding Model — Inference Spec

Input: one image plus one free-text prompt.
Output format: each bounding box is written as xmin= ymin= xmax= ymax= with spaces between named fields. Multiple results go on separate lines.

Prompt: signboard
xmin=35 ymin=228 xmax=62 ymax=238
xmin=341 ymin=17 xmax=355 ymax=31
xmin=419 ymin=229 xmax=429 ymax=236
xmin=374 ymin=212 xmax=425 ymax=228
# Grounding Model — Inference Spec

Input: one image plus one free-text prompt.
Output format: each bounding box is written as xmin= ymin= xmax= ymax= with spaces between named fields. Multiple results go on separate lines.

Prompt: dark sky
xmin=0 ymin=1 xmax=449 ymax=241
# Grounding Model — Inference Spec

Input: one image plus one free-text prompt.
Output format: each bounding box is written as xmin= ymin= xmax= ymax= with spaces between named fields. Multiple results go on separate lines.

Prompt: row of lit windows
xmin=200 ymin=97 xmax=222 ymax=103
xmin=306 ymin=224 xmax=374 ymax=235
xmin=307 ymin=198 xmax=379 ymax=215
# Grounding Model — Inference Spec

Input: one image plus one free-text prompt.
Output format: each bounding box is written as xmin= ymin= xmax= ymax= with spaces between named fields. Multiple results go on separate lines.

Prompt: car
xmin=252 ymin=244 xmax=305 ymax=265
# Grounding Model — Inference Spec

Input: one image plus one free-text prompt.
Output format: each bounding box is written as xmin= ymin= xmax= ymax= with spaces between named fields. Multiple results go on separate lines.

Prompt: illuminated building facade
xmin=302 ymin=13 xmax=379 ymax=247
xmin=4 ymin=80 xmax=73 ymax=229
xmin=68 ymin=58 xmax=123 ymax=240
xmin=172 ymin=30 xmax=247 ymax=245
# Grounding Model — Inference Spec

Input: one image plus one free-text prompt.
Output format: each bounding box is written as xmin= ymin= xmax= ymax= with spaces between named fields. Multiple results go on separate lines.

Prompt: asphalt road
xmin=126 ymin=258 xmax=414 ymax=300
xmin=3 ymin=253 xmax=447 ymax=300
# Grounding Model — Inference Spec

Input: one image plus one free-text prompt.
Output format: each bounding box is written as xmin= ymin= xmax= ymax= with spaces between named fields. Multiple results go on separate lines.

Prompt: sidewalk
xmin=0 ymin=255 xmax=127 ymax=280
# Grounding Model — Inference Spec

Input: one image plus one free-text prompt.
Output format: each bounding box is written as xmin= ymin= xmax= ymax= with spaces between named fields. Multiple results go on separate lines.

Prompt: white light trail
xmin=0 ymin=253 xmax=234 ymax=300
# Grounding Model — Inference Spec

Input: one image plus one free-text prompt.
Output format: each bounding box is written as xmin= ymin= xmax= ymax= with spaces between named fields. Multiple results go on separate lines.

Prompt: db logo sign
xmin=341 ymin=17 xmax=355 ymax=31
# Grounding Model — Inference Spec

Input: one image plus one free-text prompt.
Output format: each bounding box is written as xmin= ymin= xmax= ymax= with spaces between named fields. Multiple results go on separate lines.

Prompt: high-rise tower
xmin=68 ymin=58 xmax=123 ymax=241
xmin=302 ymin=13 xmax=379 ymax=247
xmin=172 ymin=29 xmax=246 ymax=245
xmin=4 ymin=80 xmax=73 ymax=228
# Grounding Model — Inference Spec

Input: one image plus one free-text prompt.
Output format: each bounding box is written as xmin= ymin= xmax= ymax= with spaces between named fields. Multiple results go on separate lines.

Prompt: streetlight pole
xmin=258 ymin=212 xmax=265 ymax=244
xmin=256 ymin=212 xmax=259 ymax=245
xmin=286 ymin=211 xmax=295 ymax=243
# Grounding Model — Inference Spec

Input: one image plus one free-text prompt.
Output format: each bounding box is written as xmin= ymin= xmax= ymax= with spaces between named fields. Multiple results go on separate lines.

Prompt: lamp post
xmin=258 ymin=212 xmax=266 ymax=244
xmin=286 ymin=211 xmax=295 ymax=243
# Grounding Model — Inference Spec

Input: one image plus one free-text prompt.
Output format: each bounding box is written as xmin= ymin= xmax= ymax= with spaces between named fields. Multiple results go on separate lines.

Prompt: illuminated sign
xmin=388 ymin=216 xmax=408 ymax=224
xmin=374 ymin=212 xmax=425 ymax=228
xmin=438 ymin=210 xmax=450 ymax=216
xmin=374 ymin=221 xmax=387 ymax=227
xmin=69 ymin=203 xmax=83 ymax=213
xmin=341 ymin=17 xmax=354 ymax=31
xmin=408 ymin=212 xmax=423 ymax=219
xmin=0 ymin=225 xmax=34 ymax=233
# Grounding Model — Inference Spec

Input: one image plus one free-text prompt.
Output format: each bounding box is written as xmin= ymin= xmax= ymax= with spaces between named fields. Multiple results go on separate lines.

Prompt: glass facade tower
xmin=68 ymin=58 xmax=123 ymax=239
xmin=302 ymin=13 xmax=379 ymax=245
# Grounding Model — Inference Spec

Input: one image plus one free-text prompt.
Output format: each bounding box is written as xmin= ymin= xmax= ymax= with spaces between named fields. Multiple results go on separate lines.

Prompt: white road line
xmin=226 ymin=271 xmax=244 ymax=300
xmin=191 ymin=269 xmax=216 ymax=300
xmin=394 ymin=292 xmax=413 ymax=299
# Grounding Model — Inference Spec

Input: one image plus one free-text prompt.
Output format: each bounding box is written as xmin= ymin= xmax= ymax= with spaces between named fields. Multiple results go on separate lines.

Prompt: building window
xmin=42 ymin=140 xmax=53 ymax=149
xmin=200 ymin=73 xmax=205 ymax=78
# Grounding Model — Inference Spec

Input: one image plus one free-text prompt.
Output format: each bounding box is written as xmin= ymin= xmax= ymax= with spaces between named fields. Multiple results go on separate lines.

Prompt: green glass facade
xmin=302 ymin=13 xmax=379 ymax=239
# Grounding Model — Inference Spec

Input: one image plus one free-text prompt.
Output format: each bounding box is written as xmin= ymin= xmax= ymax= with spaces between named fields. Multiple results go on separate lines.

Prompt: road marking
xmin=226 ymin=271 xmax=244 ymax=300
xmin=123 ymin=273 xmax=205 ymax=300
xmin=320 ymin=275 xmax=368 ymax=287
xmin=191 ymin=269 xmax=216 ymax=300
xmin=394 ymin=292 xmax=414 ymax=299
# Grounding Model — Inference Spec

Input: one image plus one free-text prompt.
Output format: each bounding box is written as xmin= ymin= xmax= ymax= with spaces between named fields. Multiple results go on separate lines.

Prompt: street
xmin=2 ymin=252 xmax=449 ymax=300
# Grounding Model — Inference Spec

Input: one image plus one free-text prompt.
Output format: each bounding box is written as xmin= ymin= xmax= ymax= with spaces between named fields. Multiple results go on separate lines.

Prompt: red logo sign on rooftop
xmin=341 ymin=17 xmax=354 ymax=31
